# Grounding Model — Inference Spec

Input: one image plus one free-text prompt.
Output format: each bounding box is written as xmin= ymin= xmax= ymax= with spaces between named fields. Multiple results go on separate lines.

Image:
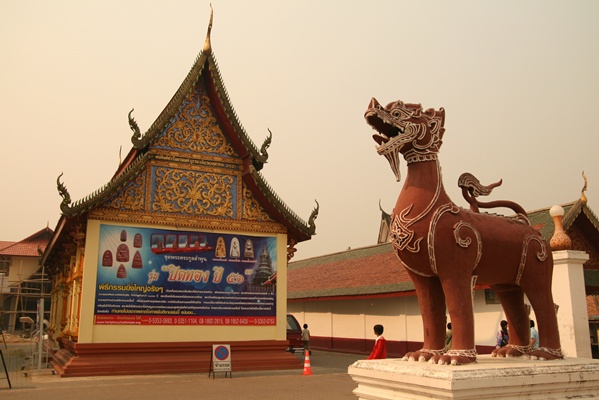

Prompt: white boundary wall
xmin=289 ymin=291 xmax=505 ymax=348
xmin=290 ymin=250 xmax=593 ymax=355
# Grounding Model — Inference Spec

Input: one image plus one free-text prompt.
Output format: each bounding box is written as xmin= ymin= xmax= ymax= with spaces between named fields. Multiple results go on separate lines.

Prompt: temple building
xmin=41 ymin=10 xmax=317 ymax=377
xmin=288 ymin=189 xmax=599 ymax=358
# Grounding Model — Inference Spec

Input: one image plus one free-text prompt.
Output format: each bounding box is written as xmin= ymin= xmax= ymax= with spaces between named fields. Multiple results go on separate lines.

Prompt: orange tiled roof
xmin=0 ymin=241 xmax=15 ymax=251
xmin=0 ymin=227 xmax=52 ymax=257
xmin=0 ymin=242 xmax=44 ymax=257
xmin=288 ymin=243 xmax=413 ymax=300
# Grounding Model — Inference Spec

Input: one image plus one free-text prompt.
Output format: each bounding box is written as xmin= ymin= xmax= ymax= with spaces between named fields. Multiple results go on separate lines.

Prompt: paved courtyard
xmin=0 ymin=348 xmax=364 ymax=400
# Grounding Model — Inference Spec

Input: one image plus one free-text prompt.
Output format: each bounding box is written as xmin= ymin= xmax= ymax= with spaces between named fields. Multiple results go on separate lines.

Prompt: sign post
xmin=37 ymin=298 xmax=44 ymax=370
xmin=209 ymin=344 xmax=231 ymax=379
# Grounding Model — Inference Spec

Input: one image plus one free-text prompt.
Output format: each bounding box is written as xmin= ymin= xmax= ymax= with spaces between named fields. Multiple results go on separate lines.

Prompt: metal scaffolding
xmin=0 ymin=266 xmax=51 ymax=336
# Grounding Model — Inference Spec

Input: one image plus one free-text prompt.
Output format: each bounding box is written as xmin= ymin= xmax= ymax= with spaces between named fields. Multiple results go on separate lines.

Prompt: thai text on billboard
xmin=94 ymin=225 xmax=277 ymax=326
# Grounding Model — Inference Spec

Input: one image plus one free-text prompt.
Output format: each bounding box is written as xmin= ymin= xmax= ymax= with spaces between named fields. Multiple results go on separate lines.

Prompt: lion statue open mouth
xmin=366 ymin=98 xmax=445 ymax=182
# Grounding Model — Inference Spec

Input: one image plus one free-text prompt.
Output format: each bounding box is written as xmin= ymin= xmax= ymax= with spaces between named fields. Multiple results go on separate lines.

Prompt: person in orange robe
xmin=367 ymin=324 xmax=387 ymax=359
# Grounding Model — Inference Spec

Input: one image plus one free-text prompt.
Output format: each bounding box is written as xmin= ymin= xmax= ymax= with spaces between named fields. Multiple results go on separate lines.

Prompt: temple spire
xmin=581 ymin=171 xmax=588 ymax=205
xmin=203 ymin=4 xmax=213 ymax=55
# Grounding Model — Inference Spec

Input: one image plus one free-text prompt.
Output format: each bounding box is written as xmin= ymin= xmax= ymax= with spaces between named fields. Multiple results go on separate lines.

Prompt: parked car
xmin=286 ymin=314 xmax=303 ymax=352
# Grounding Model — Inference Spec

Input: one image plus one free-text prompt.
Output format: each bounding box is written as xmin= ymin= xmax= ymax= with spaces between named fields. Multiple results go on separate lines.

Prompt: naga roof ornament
xmin=56 ymin=151 xmax=151 ymax=216
xmin=56 ymin=173 xmax=72 ymax=214
xmin=128 ymin=108 xmax=142 ymax=148
xmin=308 ymin=200 xmax=319 ymax=235
xmin=253 ymin=128 xmax=272 ymax=169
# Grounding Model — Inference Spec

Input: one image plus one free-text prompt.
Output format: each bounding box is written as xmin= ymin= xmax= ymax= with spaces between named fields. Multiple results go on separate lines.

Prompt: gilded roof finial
xmin=581 ymin=171 xmax=588 ymax=205
xmin=203 ymin=4 xmax=213 ymax=55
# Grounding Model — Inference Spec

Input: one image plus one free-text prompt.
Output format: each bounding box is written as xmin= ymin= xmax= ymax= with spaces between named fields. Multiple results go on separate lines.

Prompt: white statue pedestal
xmin=552 ymin=250 xmax=591 ymax=358
xmin=349 ymin=355 xmax=599 ymax=399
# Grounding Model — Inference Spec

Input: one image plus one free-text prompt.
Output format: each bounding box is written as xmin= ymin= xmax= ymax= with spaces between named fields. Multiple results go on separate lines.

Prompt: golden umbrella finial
xmin=203 ymin=4 xmax=213 ymax=55
xmin=581 ymin=171 xmax=588 ymax=205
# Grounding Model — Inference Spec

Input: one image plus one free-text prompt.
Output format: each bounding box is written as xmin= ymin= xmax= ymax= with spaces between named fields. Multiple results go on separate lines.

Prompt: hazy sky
xmin=1 ymin=1 xmax=598 ymax=261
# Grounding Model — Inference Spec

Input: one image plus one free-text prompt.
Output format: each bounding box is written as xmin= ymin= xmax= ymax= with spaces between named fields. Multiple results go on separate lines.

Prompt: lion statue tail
xmin=458 ymin=173 xmax=527 ymax=217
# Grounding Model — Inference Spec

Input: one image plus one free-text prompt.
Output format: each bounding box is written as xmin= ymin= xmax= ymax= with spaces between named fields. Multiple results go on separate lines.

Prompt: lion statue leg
xmin=521 ymin=272 xmax=564 ymax=360
xmin=431 ymin=274 xmax=478 ymax=365
xmin=402 ymin=272 xmax=448 ymax=362
xmin=491 ymin=284 xmax=531 ymax=358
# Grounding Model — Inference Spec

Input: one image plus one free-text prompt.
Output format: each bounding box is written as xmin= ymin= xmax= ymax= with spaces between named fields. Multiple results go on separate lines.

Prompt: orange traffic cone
xmin=302 ymin=350 xmax=313 ymax=376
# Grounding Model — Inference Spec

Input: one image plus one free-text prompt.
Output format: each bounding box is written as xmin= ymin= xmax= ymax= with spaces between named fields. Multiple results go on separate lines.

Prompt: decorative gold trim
xmin=150 ymin=155 xmax=242 ymax=174
xmin=242 ymin=185 xmax=275 ymax=222
xmin=103 ymin=173 xmax=146 ymax=212
xmin=152 ymin=148 xmax=244 ymax=166
xmin=153 ymin=86 xmax=237 ymax=157
xmin=88 ymin=209 xmax=287 ymax=234
xmin=150 ymin=167 xmax=234 ymax=217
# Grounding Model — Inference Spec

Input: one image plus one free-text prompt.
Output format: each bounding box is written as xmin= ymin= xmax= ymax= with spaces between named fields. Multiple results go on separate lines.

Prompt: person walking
xmin=367 ymin=324 xmax=387 ymax=359
xmin=302 ymin=323 xmax=311 ymax=354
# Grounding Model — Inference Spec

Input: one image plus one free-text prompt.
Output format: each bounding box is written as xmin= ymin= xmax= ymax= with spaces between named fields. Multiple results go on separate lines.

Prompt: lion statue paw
xmin=528 ymin=347 xmax=564 ymax=361
xmin=402 ymin=349 xmax=444 ymax=362
xmin=429 ymin=349 xmax=477 ymax=365
xmin=493 ymin=344 xmax=530 ymax=358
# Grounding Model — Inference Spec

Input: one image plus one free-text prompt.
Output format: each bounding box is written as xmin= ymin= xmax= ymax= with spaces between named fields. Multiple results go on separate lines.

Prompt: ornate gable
xmin=50 ymin=9 xmax=316 ymax=267
xmin=152 ymin=85 xmax=238 ymax=159
xmin=89 ymin=73 xmax=280 ymax=234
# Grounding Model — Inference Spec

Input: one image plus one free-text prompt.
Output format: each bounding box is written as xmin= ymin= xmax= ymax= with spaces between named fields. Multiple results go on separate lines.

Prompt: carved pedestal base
xmin=348 ymin=355 xmax=599 ymax=400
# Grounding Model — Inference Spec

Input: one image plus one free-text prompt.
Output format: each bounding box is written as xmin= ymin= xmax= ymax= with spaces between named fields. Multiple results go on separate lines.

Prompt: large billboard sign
xmin=94 ymin=225 xmax=277 ymax=326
